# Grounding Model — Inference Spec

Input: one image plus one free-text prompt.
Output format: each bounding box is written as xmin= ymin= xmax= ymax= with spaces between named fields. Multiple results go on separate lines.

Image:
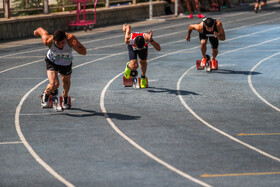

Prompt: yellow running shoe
xmin=124 ymin=62 xmax=131 ymax=79
xmin=141 ymin=77 xmax=147 ymax=88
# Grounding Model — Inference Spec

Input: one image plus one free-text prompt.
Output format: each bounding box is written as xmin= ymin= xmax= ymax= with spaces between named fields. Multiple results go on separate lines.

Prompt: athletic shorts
xmin=199 ymin=33 xmax=219 ymax=49
xmin=127 ymin=45 xmax=148 ymax=61
xmin=45 ymin=58 xmax=72 ymax=75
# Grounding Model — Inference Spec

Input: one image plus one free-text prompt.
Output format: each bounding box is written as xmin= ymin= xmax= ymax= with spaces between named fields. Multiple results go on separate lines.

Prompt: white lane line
xmin=0 ymin=59 xmax=43 ymax=74
xmin=0 ymin=141 xmax=22 ymax=145
xmin=177 ymin=38 xmax=280 ymax=163
xmin=1 ymin=13 xmax=279 ymax=75
xmin=0 ymin=19 xmax=195 ymax=59
xmin=98 ymin=26 xmax=280 ymax=186
xmin=100 ymin=73 xmax=213 ymax=187
xmin=14 ymin=16 xmax=279 ymax=186
xmin=162 ymin=16 xmax=280 ymax=46
xmin=15 ymin=79 xmax=75 ymax=187
xmin=248 ymin=51 xmax=280 ymax=112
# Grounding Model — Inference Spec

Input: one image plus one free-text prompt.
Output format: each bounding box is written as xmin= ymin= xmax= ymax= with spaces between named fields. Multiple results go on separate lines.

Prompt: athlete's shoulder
xmin=66 ymin=32 xmax=75 ymax=40
xmin=215 ymin=19 xmax=222 ymax=25
xmin=66 ymin=33 xmax=78 ymax=47
xmin=44 ymin=35 xmax=54 ymax=47
xmin=190 ymin=22 xmax=203 ymax=32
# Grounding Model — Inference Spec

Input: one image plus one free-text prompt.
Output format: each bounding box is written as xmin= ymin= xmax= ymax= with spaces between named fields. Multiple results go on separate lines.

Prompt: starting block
xmin=123 ymin=76 xmax=148 ymax=88
xmin=196 ymin=54 xmax=218 ymax=72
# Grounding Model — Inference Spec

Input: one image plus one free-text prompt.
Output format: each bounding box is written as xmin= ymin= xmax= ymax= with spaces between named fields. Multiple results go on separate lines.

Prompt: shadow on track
xmin=147 ymin=87 xmax=199 ymax=96
xmin=54 ymin=108 xmax=141 ymax=120
xmin=212 ymin=69 xmax=261 ymax=75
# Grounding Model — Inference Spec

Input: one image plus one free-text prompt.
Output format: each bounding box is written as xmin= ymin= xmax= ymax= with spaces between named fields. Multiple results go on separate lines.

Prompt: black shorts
xmin=45 ymin=58 xmax=72 ymax=75
xmin=199 ymin=33 xmax=219 ymax=49
xmin=127 ymin=45 xmax=148 ymax=61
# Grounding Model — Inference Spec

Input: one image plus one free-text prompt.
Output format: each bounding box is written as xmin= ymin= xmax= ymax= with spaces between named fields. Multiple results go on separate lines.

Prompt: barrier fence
xmin=1 ymin=0 xmax=164 ymax=18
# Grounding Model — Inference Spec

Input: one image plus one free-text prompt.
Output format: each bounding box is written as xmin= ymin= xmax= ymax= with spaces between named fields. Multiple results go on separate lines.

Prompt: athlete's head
xmin=203 ymin=18 xmax=215 ymax=32
xmin=53 ymin=29 xmax=66 ymax=49
xmin=134 ymin=35 xmax=145 ymax=49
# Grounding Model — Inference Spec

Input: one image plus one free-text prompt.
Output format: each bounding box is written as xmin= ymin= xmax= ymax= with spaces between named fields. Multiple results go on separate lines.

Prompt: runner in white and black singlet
xmin=34 ymin=27 xmax=87 ymax=108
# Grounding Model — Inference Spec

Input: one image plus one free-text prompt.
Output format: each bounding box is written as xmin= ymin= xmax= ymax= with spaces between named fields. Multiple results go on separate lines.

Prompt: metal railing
xmin=1 ymin=0 xmax=159 ymax=18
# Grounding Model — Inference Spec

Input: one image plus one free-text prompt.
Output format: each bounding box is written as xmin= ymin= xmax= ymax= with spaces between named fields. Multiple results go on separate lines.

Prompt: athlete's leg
xmin=254 ymin=0 xmax=260 ymax=12
xmin=200 ymin=39 xmax=207 ymax=59
xmin=139 ymin=59 xmax=148 ymax=88
xmin=209 ymin=37 xmax=219 ymax=60
xmin=45 ymin=70 xmax=59 ymax=95
xmin=186 ymin=0 xmax=193 ymax=18
xmin=195 ymin=0 xmax=204 ymax=17
xmin=212 ymin=48 xmax=218 ymax=60
xmin=61 ymin=74 xmax=71 ymax=98
xmin=209 ymin=37 xmax=219 ymax=69
xmin=128 ymin=59 xmax=139 ymax=71
xmin=261 ymin=0 xmax=266 ymax=6
xmin=139 ymin=59 xmax=147 ymax=77
xmin=125 ymin=45 xmax=139 ymax=79
xmin=138 ymin=47 xmax=148 ymax=77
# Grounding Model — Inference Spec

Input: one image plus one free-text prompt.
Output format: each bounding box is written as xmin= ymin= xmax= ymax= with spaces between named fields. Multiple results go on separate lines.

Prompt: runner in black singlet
xmin=186 ymin=17 xmax=225 ymax=69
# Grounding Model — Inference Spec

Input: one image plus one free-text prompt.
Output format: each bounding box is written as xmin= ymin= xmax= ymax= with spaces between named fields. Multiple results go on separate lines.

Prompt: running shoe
xmin=124 ymin=62 xmax=131 ymax=79
xmin=140 ymin=77 xmax=147 ymax=88
xmin=62 ymin=97 xmax=70 ymax=109
xmin=197 ymin=14 xmax=205 ymax=18
xmin=211 ymin=59 xmax=218 ymax=70
xmin=200 ymin=57 xmax=207 ymax=67
xmin=254 ymin=6 xmax=258 ymax=13
xmin=41 ymin=91 xmax=50 ymax=108
xmin=188 ymin=14 xmax=193 ymax=18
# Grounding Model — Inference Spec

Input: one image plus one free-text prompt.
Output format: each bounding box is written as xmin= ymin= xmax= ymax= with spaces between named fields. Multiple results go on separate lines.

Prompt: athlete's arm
xmin=144 ymin=30 xmax=161 ymax=51
xmin=67 ymin=33 xmax=87 ymax=55
xmin=124 ymin=24 xmax=131 ymax=44
xmin=34 ymin=27 xmax=52 ymax=47
xmin=214 ymin=20 xmax=226 ymax=41
xmin=186 ymin=22 xmax=203 ymax=41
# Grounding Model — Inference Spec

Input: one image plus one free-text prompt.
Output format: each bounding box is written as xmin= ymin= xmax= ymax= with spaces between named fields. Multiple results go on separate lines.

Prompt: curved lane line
xmin=99 ymin=30 xmax=280 ymax=186
xmin=0 ymin=59 xmax=43 ymax=74
xmin=14 ymin=19 xmax=280 ymax=186
xmin=15 ymin=79 xmax=75 ymax=187
xmin=177 ymin=38 xmax=280 ymax=163
xmin=100 ymin=73 xmax=213 ymax=187
xmin=14 ymin=53 xmax=125 ymax=187
xmin=248 ymin=51 xmax=280 ymax=112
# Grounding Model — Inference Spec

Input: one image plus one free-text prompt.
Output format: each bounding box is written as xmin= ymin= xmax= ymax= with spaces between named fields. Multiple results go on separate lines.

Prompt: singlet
xmin=46 ymin=40 xmax=73 ymax=66
xmin=202 ymin=18 xmax=218 ymax=37
xmin=129 ymin=32 xmax=149 ymax=50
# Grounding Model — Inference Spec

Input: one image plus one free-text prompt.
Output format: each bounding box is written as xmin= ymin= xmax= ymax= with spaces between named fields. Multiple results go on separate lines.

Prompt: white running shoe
xmin=41 ymin=91 xmax=50 ymax=108
xmin=62 ymin=97 xmax=70 ymax=109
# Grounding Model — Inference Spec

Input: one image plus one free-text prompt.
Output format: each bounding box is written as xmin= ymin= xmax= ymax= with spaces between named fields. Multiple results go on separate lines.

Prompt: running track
xmin=1 ymin=2 xmax=280 ymax=187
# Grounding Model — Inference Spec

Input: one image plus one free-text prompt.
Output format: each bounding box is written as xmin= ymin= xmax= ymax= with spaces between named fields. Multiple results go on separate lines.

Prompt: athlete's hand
xmin=34 ymin=30 xmax=39 ymax=37
xmin=214 ymin=31 xmax=219 ymax=38
xmin=186 ymin=35 xmax=190 ymax=42
xmin=122 ymin=24 xmax=127 ymax=33
xmin=148 ymin=30 xmax=153 ymax=41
